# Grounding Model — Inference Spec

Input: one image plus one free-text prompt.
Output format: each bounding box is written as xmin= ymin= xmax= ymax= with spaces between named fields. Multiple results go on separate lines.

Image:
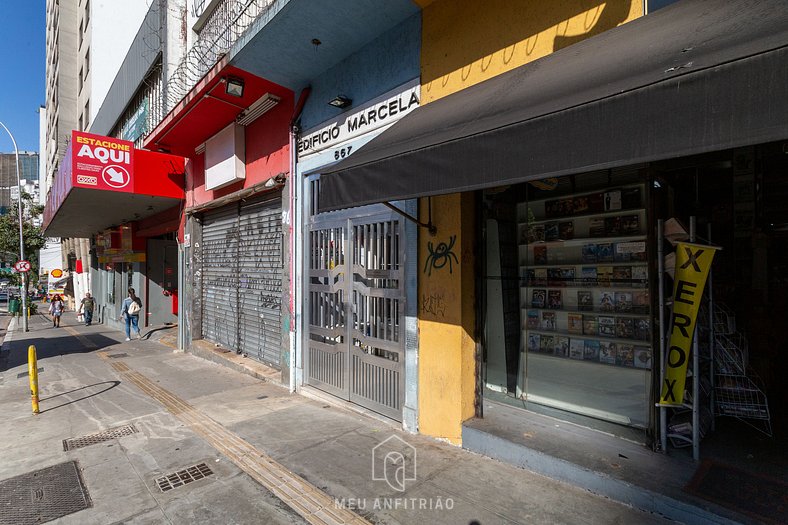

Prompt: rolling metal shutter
xmin=201 ymin=206 xmax=239 ymax=351
xmin=238 ymin=197 xmax=283 ymax=367
xmin=200 ymin=194 xmax=283 ymax=368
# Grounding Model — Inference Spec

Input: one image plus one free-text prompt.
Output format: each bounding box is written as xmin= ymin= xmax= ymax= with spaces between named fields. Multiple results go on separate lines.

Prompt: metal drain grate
xmin=107 ymin=353 xmax=128 ymax=358
xmin=63 ymin=424 xmax=138 ymax=451
xmin=17 ymin=367 xmax=44 ymax=378
xmin=0 ymin=461 xmax=91 ymax=524
xmin=155 ymin=463 xmax=214 ymax=492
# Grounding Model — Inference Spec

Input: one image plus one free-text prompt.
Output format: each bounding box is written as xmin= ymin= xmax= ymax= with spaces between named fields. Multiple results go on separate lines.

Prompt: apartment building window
xmin=79 ymin=113 xmax=83 ymax=132
xmin=84 ymin=100 xmax=90 ymax=130
xmin=85 ymin=47 xmax=90 ymax=76
xmin=79 ymin=66 xmax=83 ymax=93
xmin=79 ymin=19 xmax=83 ymax=48
xmin=84 ymin=0 xmax=90 ymax=27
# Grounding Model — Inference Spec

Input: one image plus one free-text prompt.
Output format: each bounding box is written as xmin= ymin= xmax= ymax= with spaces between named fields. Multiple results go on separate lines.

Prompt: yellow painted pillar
xmin=418 ymin=193 xmax=476 ymax=444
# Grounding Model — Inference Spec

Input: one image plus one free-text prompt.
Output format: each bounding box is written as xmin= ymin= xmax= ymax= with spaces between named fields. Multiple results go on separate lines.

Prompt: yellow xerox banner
xmin=659 ymin=242 xmax=719 ymax=406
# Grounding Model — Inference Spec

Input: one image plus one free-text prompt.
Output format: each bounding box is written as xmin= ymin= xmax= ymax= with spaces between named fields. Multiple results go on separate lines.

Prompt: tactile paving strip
xmin=155 ymin=463 xmax=214 ymax=492
xmin=0 ymin=461 xmax=91 ymax=525
xmin=63 ymin=424 xmax=138 ymax=451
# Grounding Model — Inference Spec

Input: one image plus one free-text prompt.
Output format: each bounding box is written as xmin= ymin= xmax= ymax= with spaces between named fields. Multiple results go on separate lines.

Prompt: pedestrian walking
xmin=49 ymin=294 xmax=65 ymax=327
xmin=79 ymin=292 xmax=95 ymax=326
xmin=119 ymin=287 xmax=143 ymax=341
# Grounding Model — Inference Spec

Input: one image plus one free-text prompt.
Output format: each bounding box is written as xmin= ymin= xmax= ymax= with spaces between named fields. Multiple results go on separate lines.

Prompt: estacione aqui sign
xmin=72 ymin=131 xmax=135 ymax=193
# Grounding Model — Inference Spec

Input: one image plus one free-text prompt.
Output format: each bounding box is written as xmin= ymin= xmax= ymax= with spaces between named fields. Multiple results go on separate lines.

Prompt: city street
xmin=0 ymin=313 xmax=670 ymax=524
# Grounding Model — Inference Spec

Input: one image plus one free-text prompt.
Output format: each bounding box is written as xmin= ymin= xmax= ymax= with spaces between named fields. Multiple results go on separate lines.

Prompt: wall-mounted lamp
xmin=328 ymin=95 xmax=352 ymax=109
xmin=264 ymin=172 xmax=287 ymax=188
xmin=224 ymin=76 xmax=245 ymax=98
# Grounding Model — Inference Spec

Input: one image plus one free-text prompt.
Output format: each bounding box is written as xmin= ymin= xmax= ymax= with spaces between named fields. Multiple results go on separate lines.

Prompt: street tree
xmin=0 ymin=192 xmax=46 ymax=289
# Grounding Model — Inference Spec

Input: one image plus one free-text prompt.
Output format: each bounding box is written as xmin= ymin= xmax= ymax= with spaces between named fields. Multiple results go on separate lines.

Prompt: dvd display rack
xmin=518 ymin=184 xmax=653 ymax=370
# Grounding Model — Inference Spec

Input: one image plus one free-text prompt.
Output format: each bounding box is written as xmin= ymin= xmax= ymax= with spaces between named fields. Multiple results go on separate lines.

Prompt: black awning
xmin=318 ymin=0 xmax=788 ymax=211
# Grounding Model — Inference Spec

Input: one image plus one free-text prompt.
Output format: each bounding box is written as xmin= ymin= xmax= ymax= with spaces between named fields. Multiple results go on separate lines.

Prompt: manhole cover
xmin=17 ymin=367 xmax=44 ymax=378
xmin=0 ymin=461 xmax=91 ymax=524
xmin=155 ymin=463 xmax=214 ymax=492
xmin=107 ymin=353 xmax=128 ymax=359
xmin=63 ymin=424 xmax=138 ymax=451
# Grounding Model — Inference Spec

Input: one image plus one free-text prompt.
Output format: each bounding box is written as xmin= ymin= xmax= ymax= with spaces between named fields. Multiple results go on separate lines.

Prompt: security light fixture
xmin=224 ymin=76 xmax=245 ymax=98
xmin=328 ymin=95 xmax=352 ymax=109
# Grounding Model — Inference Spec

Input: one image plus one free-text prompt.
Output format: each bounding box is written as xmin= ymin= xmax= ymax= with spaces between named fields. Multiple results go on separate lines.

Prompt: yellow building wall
xmin=418 ymin=193 xmax=476 ymax=444
xmin=416 ymin=1 xmax=643 ymax=443
xmin=420 ymin=0 xmax=644 ymax=104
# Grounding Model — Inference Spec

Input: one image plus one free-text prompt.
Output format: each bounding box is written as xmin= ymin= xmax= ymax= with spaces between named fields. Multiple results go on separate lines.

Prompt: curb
xmin=462 ymin=425 xmax=743 ymax=525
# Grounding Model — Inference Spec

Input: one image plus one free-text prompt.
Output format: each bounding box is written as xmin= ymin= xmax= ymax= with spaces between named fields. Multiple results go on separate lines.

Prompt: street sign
xmin=14 ymin=260 xmax=31 ymax=273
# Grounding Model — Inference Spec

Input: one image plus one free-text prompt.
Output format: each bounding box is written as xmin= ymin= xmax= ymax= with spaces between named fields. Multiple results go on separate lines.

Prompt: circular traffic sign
xmin=14 ymin=260 xmax=31 ymax=273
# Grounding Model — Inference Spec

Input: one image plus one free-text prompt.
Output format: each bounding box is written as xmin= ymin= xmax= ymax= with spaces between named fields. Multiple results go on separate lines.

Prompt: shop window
xmin=482 ymin=169 xmax=653 ymax=430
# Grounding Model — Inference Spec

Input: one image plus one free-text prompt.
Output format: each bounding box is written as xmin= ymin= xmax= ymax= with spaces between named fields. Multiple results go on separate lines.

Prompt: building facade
xmin=43 ymin=0 xmax=787 ymax=486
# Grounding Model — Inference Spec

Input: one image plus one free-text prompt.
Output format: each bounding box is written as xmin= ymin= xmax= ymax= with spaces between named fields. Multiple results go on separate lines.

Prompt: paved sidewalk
xmin=0 ymin=314 xmax=672 ymax=524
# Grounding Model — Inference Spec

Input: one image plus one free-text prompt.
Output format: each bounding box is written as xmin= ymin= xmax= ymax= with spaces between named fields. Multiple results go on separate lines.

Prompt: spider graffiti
xmin=424 ymin=235 xmax=459 ymax=275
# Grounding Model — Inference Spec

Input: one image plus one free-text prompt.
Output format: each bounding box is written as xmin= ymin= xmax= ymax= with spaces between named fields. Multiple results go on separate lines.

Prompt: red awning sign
xmin=74 ymin=132 xmax=134 ymax=193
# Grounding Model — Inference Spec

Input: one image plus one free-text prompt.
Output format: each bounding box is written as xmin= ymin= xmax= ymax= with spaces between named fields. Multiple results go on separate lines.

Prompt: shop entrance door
xmin=306 ymin=211 xmax=405 ymax=421
xmin=147 ymin=239 xmax=178 ymax=326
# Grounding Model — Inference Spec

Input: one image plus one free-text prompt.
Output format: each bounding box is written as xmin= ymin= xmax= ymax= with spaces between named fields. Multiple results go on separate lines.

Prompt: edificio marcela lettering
xmin=298 ymin=91 xmax=419 ymax=154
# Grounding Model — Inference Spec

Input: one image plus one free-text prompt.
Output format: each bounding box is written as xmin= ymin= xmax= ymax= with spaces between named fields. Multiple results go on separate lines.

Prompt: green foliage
xmin=0 ymin=193 xmax=46 ymax=288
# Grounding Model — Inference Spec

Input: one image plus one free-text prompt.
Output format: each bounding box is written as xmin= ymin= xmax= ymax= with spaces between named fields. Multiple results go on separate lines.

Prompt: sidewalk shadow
xmin=142 ymin=323 xmax=176 ymax=341
xmin=38 ymin=380 xmax=121 ymax=413
xmin=0 ymin=334 xmax=121 ymax=372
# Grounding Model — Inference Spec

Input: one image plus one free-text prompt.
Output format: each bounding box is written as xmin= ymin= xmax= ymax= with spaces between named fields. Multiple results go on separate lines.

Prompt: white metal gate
xmin=201 ymin=195 xmax=283 ymax=367
xmin=306 ymin=210 xmax=405 ymax=421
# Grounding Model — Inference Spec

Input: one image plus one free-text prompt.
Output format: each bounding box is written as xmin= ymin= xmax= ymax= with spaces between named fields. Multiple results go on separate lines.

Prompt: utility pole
xmin=0 ymin=121 xmax=29 ymax=332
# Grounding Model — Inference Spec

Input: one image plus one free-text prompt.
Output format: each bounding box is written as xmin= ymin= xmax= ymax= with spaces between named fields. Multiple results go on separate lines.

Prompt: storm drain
xmin=0 ymin=460 xmax=91 ymax=525
xmin=63 ymin=424 xmax=138 ymax=451
xmin=107 ymin=353 xmax=128 ymax=359
xmin=155 ymin=463 xmax=214 ymax=492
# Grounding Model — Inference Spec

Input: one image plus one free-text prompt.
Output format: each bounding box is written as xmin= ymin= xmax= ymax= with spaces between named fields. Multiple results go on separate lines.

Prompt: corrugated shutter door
xmin=238 ymin=197 xmax=283 ymax=367
xmin=201 ymin=205 xmax=240 ymax=350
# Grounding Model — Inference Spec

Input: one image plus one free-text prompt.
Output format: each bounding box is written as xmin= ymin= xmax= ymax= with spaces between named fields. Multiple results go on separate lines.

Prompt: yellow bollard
xmin=28 ymin=345 xmax=39 ymax=414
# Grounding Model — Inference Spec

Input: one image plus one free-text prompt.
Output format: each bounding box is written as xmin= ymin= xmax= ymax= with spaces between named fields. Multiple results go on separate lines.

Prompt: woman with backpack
xmin=49 ymin=294 xmax=65 ymax=327
xmin=119 ymin=287 xmax=143 ymax=341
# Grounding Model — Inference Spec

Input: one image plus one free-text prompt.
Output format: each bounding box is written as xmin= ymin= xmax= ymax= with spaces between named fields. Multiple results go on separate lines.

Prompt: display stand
xmin=661 ymin=217 xmax=713 ymax=460
xmin=711 ymin=304 xmax=772 ymax=436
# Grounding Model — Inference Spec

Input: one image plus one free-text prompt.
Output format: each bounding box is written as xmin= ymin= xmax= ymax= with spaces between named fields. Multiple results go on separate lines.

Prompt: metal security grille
xmin=307 ymin=209 xmax=405 ymax=421
xmin=155 ymin=463 xmax=214 ymax=492
xmin=63 ymin=424 xmax=139 ymax=451
xmin=238 ymin=199 xmax=283 ymax=366
xmin=201 ymin=195 xmax=283 ymax=367
xmin=0 ymin=461 xmax=91 ymax=525
xmin=201 ymin=205 xmax=241 ymax=352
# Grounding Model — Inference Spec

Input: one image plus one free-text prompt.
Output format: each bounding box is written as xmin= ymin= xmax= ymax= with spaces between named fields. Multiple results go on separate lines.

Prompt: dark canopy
xmin=318 ymin=0 xmax=788 ymax=211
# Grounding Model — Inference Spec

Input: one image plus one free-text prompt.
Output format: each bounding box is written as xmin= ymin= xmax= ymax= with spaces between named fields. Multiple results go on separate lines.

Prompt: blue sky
xmin=0 ymin=1 xmax=45 ymax=153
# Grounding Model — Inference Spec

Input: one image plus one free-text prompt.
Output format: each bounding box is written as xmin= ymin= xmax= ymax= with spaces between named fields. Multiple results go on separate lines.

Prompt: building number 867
xmin=334 ymin=146 xmax=353 ymax=160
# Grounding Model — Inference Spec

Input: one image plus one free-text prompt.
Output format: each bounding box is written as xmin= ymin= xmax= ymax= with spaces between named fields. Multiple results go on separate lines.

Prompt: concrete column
xmin=417 ymin=193 xmax=476 ymax=444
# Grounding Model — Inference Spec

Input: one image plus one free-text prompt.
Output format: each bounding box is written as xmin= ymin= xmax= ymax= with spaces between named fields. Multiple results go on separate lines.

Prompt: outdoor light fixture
xmin=224 ymin=76 xmax=245 ymax=98
xmin=328 ymin=95 xmax=352 ymax=109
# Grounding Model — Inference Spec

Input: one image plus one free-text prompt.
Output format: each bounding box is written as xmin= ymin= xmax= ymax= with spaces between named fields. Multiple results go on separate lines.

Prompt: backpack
xmin=128 ymin=299 xmax=141 ymax=315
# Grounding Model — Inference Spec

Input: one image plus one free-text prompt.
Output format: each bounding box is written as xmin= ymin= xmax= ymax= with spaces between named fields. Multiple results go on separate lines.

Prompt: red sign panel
xmin=72 ymin=131 xmax=135 ymax=193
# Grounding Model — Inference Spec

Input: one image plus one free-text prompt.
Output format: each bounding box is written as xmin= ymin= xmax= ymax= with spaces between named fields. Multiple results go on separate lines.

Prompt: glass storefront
xmin=483 ymin=169 xmax=653 ymax=429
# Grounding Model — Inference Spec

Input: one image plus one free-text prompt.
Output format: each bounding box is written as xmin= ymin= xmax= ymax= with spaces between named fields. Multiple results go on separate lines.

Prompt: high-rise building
xmin=43 ymin=0 xmax=78 ymax=194
xmin=0 ymin=152 xmax=39 ymax=215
